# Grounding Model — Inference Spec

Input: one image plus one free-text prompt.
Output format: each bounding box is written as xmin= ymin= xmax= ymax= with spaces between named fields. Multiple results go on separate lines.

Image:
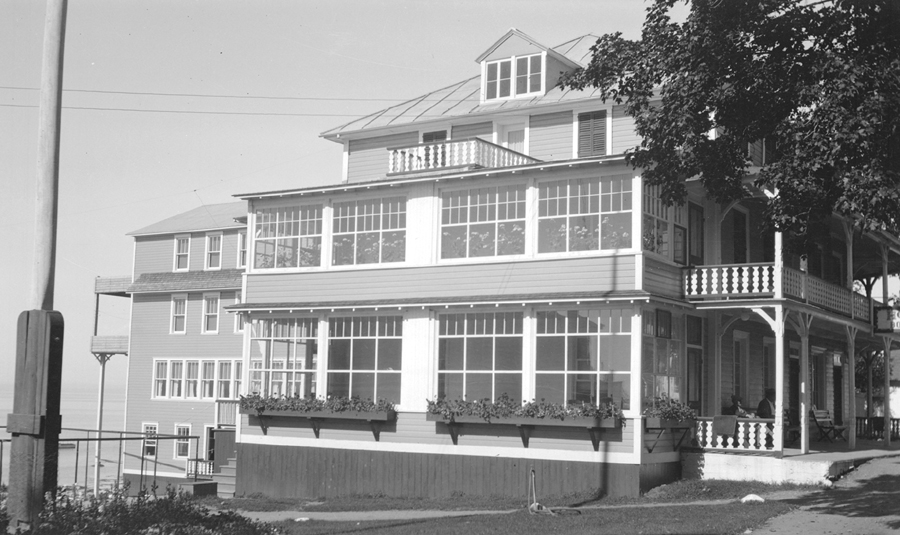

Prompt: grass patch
xmin=206 ymin=479 xmax=820 ymax=513
xmin=271 ymin=503 xmax=795 ymax=535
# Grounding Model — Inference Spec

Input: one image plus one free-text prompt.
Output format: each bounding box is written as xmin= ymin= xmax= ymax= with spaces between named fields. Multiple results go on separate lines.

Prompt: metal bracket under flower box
xmin=425 ymin=413 xmax=621 ymax=451
xmin=241 ymin=408 xmax=396 ymax=441
xmin=643 ymin=418 xmax=695 ymax=453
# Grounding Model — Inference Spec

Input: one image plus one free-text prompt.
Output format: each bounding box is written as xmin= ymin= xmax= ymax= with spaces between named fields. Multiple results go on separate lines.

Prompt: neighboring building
xmin=112 ymin=201 xmax=248 ymax=491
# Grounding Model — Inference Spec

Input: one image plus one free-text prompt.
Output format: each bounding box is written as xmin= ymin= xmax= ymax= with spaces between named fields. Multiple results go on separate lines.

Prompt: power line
xmin=0 ymin=102 xmax=447 ymax=118
xmin=0 ymin=85 xmax=440 ymax=103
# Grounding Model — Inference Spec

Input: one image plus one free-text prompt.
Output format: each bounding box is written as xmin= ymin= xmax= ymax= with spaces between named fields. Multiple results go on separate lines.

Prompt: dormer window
xmin=484 ymin=53 xmax=543 ymax=101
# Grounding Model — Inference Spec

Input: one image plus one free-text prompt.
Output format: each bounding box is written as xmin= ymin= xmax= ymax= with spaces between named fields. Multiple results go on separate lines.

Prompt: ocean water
xmin=1 ymin=383 xmax=126 ymax=488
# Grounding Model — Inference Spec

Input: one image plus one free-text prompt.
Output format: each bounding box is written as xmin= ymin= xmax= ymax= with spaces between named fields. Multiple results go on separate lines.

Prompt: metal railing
xmin=1 ymin=426 xmax=206 ymax=498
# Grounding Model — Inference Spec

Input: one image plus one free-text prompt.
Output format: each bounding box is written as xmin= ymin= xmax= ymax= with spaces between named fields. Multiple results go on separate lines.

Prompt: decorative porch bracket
xmin=644 ymin=426 xmax=692 ymax=453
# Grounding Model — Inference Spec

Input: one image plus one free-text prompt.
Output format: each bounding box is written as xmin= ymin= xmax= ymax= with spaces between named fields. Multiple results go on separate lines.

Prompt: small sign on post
xmin=6 ymin=310 xmax=64 ymax=530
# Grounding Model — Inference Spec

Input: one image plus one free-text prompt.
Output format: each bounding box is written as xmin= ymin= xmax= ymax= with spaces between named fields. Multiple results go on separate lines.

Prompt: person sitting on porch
xmin=756 ymin=388 xmax=777 ymax=449
xmin=756 ymin=389 xmax=776 ymax=419
xmin=725 ymin=395 xmax=751 ymax=418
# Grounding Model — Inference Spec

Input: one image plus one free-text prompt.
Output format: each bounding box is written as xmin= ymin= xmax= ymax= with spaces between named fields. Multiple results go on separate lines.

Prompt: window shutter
xmin=577 ymin=111 xmax=607 ymax=157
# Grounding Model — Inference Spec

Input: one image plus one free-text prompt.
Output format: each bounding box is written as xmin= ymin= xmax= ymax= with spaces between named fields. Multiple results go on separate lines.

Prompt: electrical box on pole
xmin=6 ymin=310 xmax=64 ymax=530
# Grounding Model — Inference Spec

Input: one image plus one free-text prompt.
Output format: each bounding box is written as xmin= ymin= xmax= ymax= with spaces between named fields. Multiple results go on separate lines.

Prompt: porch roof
xmin=128 ymin=269 xmax=243 ymax=294
xmin=226 ymin=289 xmax=671 ymax=312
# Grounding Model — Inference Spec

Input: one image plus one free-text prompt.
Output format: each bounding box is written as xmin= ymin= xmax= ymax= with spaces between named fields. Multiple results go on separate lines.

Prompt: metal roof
xmin=320 ymin=34 xmax=602 ymax=139
xmin=128 ymin=201 xmax=247 ymax=237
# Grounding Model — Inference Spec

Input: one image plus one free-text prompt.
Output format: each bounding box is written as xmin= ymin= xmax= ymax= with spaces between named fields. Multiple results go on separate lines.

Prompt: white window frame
xmin=249 ymin=317 xmax=319 ymax=398
xmin=437 ymin=311 xmax=524 ymax=402
xmin=482 ymin=52 xmax=544 ymax=102
xmin=201 ymin=360 xmax=215 ymax=398
xmin=153 ymin=358 xmax=243 ymax=400
xmin=142 ymin=423 xmax=158 ymax=458
xmin=205 ymin=232 xmax=223 ymax=270
xmin=237 ymin=231 xmax=248 ymax=268
xmin=534 ymin=307 xmax=633 ymax=410
xmin=331 ymin=196 xmax=407 ymax=266
xmin=438 ymin=184 xmax=527 ymax=261
xmin=174 ymin=234 xmax=190 ymax=272
xmin=174 ymin=424 xmax=191 ymax=459
xmin=536 ymin=175 xmax=634 ymax=255
xmin=202 ymin=292 xmax=220 ymax=334
xmin=171 ymin=294 xmax=187 ymax=335
xmin=326 ymin=315 xmax=403 ymax=403
xmin=252 ymin=203 xmax=324 ymax=270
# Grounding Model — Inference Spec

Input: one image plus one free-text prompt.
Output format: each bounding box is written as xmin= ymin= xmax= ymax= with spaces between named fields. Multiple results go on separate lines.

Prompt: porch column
xmin=846 ymin=327 xmax=857 ymax=450
xmin=796 ymin=313 xmax=813 ymax=454
xmin=773 ymin=306 xmax=785 ymax=453
xmin=774 ymin=230 xmax=784 ymax=299
xmin=884 ymin=336 xmax=892 ymax=447
xmin=881 ymin=245 xmax=892 ymax=447
xmin=712 ymin=312 xmax=722 ymax=415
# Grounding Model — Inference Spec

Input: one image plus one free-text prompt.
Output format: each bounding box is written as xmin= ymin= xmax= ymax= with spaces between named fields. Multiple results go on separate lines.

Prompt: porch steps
xmin=213 ymin=457 xmax=237 ymax=499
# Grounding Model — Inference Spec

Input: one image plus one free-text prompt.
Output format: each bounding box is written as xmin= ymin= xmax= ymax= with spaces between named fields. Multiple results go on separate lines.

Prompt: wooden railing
xmin=684 ymin=264 xmax=873 ymax=322
xmin=387 ymin=137 xmax=539 ymax=174
xmin=694 ymin=417 xmax=777 ymax=452
xmin=683 ymin=263 xmax=776 ymax=298
xmin=216 ymin=399 xmax=240 ymax=427
xmin=855 ymin=417 xmax=900 ymax=439
xmin=185 ymin=458 xmax=214 ymax=478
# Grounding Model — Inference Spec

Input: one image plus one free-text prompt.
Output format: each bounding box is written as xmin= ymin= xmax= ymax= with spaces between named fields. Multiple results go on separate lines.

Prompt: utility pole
xmin=6 ymin=0 xmax=68 ymax=529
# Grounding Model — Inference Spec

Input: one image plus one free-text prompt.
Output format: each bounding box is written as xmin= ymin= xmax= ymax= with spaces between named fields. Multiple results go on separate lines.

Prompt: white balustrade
xmin=685 ymin=264 xmax=872 ymax=323
xmin=388 ymin=138 xmax=538 ymax=174
xmin=694 ymin=418 xmax=775 ymax=452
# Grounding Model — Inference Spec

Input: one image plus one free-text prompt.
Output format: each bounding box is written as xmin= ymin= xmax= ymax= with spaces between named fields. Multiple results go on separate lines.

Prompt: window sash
xmin=437 ymin=312 xmax=524 ymax=402
xmin=326 ymin=316 xmax=402 ymax=403
xmin=254 ymin=205 xmax=323 ymax=269
xmin=440 ymin=186 xmax=526 ymax=259
xmin=172 ymin=297 xmax=187 ymax=334
xmin=250 ymin=318 xmax=320 ymax=398
xmin=174 ymin=237 xmax=189 ymax=270
xmin=332 ymin=197 xmax=407 ymax=266
xmin=174 ymin=425 xmax=190 ymax=459
xmin=206 ymin=235 xmax=221 ymax=269
xmin=203 ymin=296 xmax=219 ymax=333
xmin=537 ymin=176 xmax=632 ymax=253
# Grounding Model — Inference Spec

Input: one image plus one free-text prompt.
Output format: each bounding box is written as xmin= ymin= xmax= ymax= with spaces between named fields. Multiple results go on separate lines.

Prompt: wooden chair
xmin=810 ymin=409 xmax=847 ymax=442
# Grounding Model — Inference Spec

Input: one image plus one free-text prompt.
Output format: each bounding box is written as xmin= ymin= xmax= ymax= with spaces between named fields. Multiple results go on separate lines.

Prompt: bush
xmin=643 ymin=394 xmax=697 ymax=422
xmin=427 ymin=393 xmax=625 ymax=426
xmin=240 ymin=393 xmax=395 ymax=415
xmin=0 ymin=484 xmax=278 ymax=534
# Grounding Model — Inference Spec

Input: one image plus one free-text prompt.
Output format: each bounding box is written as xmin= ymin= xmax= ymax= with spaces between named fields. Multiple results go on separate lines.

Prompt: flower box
xmin=425 ymin=413 xmax=619 ymax=428
xmin=644 ymin=417 xmax=695 ymax=429
xmin=240 ymin=407 xmax=396 ymax=422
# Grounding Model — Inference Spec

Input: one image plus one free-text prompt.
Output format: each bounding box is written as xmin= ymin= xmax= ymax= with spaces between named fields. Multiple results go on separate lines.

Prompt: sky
xmin=0 ymin=0 xmax=683 ymax=404
xmin=1 ymin=1 xmax=896 ymax=410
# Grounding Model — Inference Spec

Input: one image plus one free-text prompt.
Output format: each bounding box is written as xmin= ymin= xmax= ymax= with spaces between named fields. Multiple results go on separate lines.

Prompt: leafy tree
xmin=561 ymin=0 xmax=900 ymax=240
xmin=855 ymin=349 xmax=884 ymax=395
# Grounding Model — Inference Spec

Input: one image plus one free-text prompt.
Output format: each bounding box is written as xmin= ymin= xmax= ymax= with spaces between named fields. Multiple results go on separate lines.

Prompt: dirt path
xmin=752 ymin=455 xmax=900 ymax=534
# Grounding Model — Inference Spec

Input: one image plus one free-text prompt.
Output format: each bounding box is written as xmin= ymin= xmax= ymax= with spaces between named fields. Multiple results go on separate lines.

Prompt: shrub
xmin=427 ymin=393 xmax=625 ymax=426
xmin=643 ymin=394 xmax=697 ymax=422
xmin=0 ymin=484 xmax=278 ymax=534
xmin=240 ymin=393 xmax=395 ymax=416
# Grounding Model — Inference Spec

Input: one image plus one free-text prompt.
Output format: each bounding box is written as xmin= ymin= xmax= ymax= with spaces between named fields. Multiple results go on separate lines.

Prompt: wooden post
xmin=30 ymin=0 xmax=68 ymax=312
xmin=6 ymin=310 xmax=64 ymax=529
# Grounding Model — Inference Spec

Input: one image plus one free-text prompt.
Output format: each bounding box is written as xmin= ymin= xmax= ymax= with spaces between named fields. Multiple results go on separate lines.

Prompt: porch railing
xmin=185 ymin=458 xmax=215 ymax=478
xmin=683 ymin=263 xmax=776 ymax=298
xmin=855 ymin=417 xmax=900 ymax=439
xmin=694 ymin=417 xmax=776 ymax=452
xmin=387 ymin=137 xmax=539 ymax=174
xmin=683 ymin=264 xmax=873 ymax=322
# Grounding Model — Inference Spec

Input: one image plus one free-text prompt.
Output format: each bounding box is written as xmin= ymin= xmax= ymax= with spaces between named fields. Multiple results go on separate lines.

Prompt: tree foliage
xmin=561 ymin=0 xmax=900 ymax=239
